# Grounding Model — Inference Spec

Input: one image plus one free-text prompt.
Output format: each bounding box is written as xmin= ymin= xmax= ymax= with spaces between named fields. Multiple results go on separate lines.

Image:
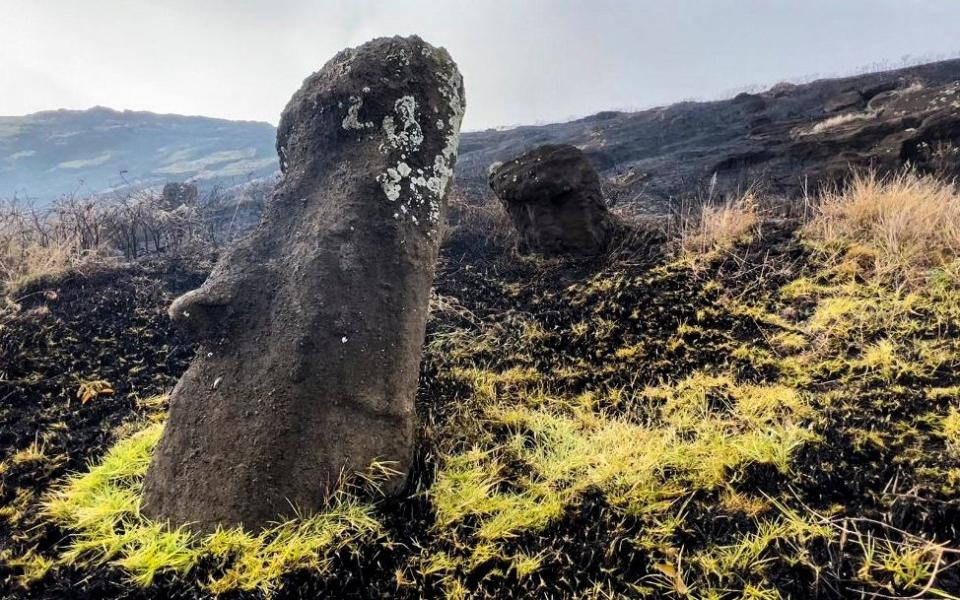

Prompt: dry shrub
xmin=0 ymin=207 xmax=103 ymax=295
xmin=805 ymin=172 xmax=960 ymax=281
xmin=681 ymin=191 xmax=760 ymax=258
xmin=0 ymin=183 xmax=256 ymax=295
xmin=0 ymin=237 xmax=91 ymax=294
xmin=442 ymin=191 xmax=516 ymax=251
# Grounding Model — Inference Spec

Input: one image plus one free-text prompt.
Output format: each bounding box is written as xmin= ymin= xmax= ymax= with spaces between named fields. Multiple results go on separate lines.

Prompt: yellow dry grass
xmin=425 ymin=368 xmax=817 ymax=589
xmin=0 ymin=237 xmax=82 ymax=294
xmin=807 ymin=110 xmax=876 ymax=134
xmin=805 ymin=172 xmax=960 ymax=283
xmin=681 ymin=192 xmax=760 ymax=258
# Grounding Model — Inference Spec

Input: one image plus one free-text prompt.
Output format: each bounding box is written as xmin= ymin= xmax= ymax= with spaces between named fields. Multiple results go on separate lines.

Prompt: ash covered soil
xmin=2 ymin=223 xmax=959 ymax=599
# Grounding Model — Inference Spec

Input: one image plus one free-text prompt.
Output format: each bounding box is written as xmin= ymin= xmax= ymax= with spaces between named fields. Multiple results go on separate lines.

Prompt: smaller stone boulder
xmin=488 ymin=144 xmax=615 ymax=256
xmin=161 ymin=182 xmax=199 ymax=208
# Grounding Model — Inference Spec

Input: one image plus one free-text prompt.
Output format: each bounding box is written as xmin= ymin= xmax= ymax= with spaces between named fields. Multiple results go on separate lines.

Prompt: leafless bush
xmin=0 ymin=196 xmax=101 ymax=292
xmin=0 ymin=181 xmax=270 ymax=293
xmin=442 ymin=190 xmax=516 ymax=252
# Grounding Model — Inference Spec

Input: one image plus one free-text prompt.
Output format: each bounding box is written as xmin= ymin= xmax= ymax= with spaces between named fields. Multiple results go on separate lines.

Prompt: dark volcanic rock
xmin=457 ymin=59 xmax=960 ymax=211
xmin=141 ymin=35 xmax=465 ymax=532
xmin=489 ymin=144 xmax=615 ymax=256
xmin=780 ymin=81 xmax=960 ymax=185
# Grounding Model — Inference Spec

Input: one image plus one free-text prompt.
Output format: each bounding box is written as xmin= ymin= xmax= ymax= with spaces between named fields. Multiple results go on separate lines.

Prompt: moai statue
xmin=142 ymin=36 xmax=465 ymax=532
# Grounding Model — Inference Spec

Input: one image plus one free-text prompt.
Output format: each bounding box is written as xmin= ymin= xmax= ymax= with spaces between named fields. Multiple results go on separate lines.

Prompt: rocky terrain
xmin=4 ymin=59 xmax=959 ymax=209
xmin=458 ymin=58 xmax=960 ymax=210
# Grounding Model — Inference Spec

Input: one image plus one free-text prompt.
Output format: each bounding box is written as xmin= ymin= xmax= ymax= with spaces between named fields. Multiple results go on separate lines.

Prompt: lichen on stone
xmin=378 ymin=168 xmax=403 ymax=202
xmin=374 ymin=56 xmax=464 ymax=228
xmin=381 ymin=96 xmax=424 ymax=154
xmin=387 ymin=47 xmax=411 ymax=67
xmin=342 ymin=96 xmax=374 ymax=131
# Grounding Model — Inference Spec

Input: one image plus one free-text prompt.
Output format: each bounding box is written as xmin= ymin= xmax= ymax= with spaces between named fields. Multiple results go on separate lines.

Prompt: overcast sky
xmin=2 ymin=0 xmax=958 ymax=131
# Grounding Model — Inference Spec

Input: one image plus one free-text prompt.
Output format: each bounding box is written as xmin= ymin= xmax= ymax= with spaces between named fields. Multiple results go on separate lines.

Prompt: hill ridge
xmin=2 ymin=57 xmax=959 ymax=206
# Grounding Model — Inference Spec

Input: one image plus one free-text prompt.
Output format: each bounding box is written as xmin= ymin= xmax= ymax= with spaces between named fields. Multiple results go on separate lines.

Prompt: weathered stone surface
xmin=488 ymin=144 xmax=615 ymax=256
xmin=141 ymin=35 xmax=465 ymax=532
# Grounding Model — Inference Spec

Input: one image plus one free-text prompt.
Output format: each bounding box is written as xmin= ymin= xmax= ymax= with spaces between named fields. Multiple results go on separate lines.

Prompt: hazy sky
xmin=2 ymin=0 xmax=958 ymax=130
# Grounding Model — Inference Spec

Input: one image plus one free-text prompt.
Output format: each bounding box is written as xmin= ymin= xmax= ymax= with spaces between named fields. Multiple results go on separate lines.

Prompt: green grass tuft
xmin=42 ymin=422 xmax=384 ymax=596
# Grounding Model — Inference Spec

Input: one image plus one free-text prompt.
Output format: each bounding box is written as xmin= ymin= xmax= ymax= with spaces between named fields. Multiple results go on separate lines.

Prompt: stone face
xmin=141 ymin=36 xmax=465 ymax=532
xmin=488 ymin=144 xmax=615 ymax=256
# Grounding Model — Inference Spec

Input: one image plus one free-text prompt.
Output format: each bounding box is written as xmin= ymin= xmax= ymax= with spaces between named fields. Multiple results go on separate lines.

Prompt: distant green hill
xmin=0 ymin=107 xmax=278 ymax=204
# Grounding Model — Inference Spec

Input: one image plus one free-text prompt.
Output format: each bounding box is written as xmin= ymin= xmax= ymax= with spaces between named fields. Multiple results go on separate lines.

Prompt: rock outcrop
xmin=458 ymin=59 xmax=960 ymax=212
xmin=141 ymin=35 xmax=465 ymax=532
xmin=488 ymin=144 xmax=614 ymax=256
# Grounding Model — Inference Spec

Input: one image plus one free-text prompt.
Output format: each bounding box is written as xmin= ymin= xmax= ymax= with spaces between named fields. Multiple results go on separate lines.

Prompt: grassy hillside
xmin=0 ymin=107 xmax=278 ymax=203
xmin=1 ymin=173 xmax=959 ymax=598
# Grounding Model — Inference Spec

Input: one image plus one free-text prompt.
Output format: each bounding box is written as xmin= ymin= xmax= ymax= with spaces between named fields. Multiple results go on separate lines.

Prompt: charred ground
xmin=1 ymin=198 xmax=959 ymax=598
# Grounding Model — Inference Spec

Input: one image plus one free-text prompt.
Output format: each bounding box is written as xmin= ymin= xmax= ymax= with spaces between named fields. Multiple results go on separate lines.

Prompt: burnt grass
xmin=0 ymin=259 xmax=206 ymax=598
xmin=2 ymin=222 xmax=960 ymax=598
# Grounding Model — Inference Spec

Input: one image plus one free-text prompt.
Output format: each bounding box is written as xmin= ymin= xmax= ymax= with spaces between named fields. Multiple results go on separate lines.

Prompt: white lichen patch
xmin=375 ymin=62 xmax=465 ymax=230
xmin=388 ymin=47 xmax=411 ymax=66
xmin=380 ymin=96 xmax=424 ymax=154
xmin=341 ymin=96 xmax=374 ymax=131
xmin=378 ymin=168 xmax=402 ymax=202
xmin=327 ymin=48 xmax=357 ymax=79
